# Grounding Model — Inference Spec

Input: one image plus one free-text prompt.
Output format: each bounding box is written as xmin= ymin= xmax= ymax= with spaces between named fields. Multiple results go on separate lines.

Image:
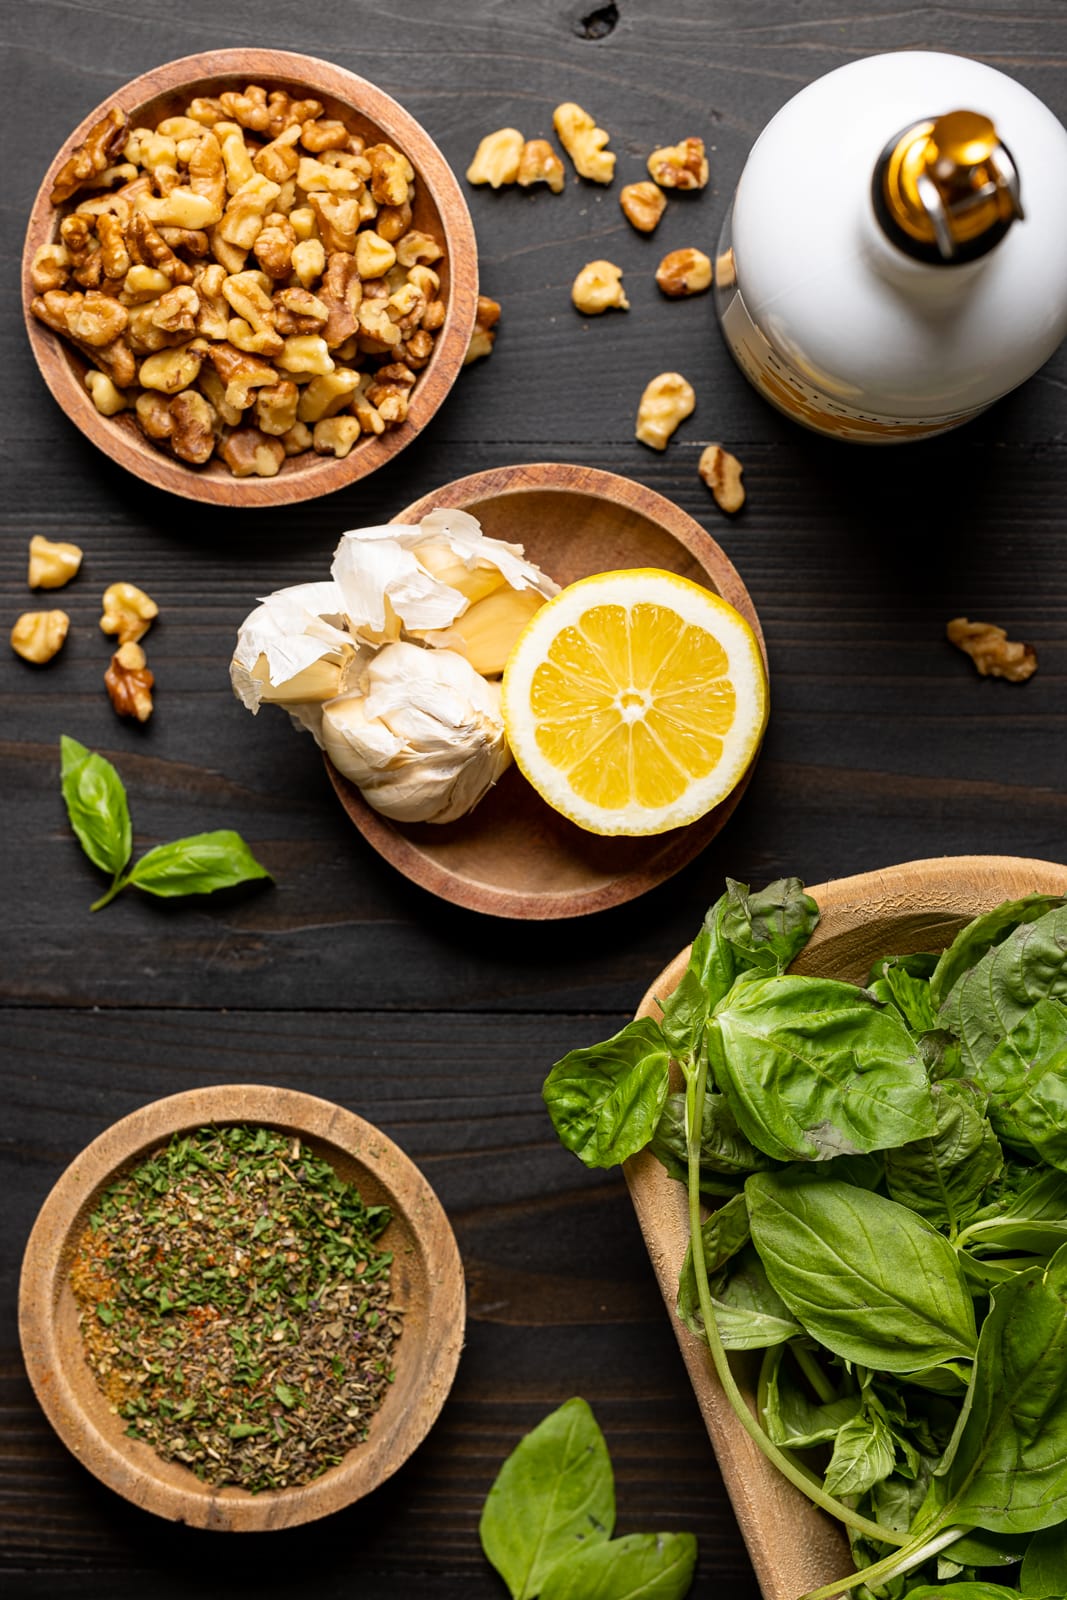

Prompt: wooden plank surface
xmin=3 ymin=0 xmax=1067 ymax=1594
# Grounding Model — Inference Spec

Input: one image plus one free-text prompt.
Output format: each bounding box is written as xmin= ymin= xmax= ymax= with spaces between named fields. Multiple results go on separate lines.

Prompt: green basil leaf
xmin=719 ymin=876 xmax=820 ymax=973
xmin=905 ymin=1586 xmax=1034 ymax=1599
xmin=126 ymin=830 xmax=271 ymax=898
xmin=1006 ymin=1167 xmax=1067 ymax=1223
xmin=931 ymin=893 xmax=1067 ymax=1010
xmin=539 ymin=1531 xmax=697 ymax=1600
xmin=930 ymin=1243 xmax=1067 ymax=1536
xmin=946 ymin=1529 xmax=1030 ymax=1570
xmin=941 ymin=905 xmax=1067 ymax=1073
xmin=59 ymin=734 xmax=132 ymax=879
xmin=678 ymin=1192 xmax=750 ymax=1280
xmin=823 ymin=1408 xmax=896 ymax=1498
xmin=1021 ymin=1521 xmax=1067 ymax=1595
xmin=885 ymin=1080 xmax=1003 ymax=1230
xmin=543 ymin=1018 xmax=670 ymax=1170
xmin=975 ymin=999 xmax=1067 ymax=1170
xmin=869 ymin=953 xmax=940 ymax=1033
xmin=478 ymin=1398 xmax=614 ymax=1600
xmin=658 ymin=899 xmax=736 ymax=1060
xmin=761 ymin=1348 xmax=862 ymax=1449
xmin=871 ymin=1468 xmax=932 ymax=1536
xmin=746 ymin=1172 xmax=977 ymax=1373
xmin=678 ymin=1244 xmax=800 ymax=1351
xmin=649 ymin=1092 xmax=774 ymax=1195
xmin=708 ymin=974 xmax=937 ymax=1163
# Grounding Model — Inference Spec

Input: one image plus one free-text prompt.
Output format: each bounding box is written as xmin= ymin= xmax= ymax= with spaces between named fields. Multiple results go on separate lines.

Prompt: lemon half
xmin=501 ymin=568 xmax=768 ymax=836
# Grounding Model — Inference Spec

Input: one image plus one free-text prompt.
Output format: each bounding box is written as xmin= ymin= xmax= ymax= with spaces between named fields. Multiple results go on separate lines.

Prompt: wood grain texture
xmin=4 ymin=0 xmax=1067 ymax=1594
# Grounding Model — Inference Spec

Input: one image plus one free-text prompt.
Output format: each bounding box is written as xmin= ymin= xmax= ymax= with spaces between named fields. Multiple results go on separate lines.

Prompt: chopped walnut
xmin=273 ymin=286 xmax=329 ymax=335
xmin=297 ymin=369 xmax=360 ymax=423
xmin=465 ymin=295 xmax=501 ymax=364
xmin=699 ymin=444 xmax=745 ymax=514
xmin=85 ymin=369 xmax=129 ymax=416
xmin=635 ymin=372 xmax=695 ymax=451
xmin=30 ymin=243 xmax=73 ymax=293
xmin=553 ymin=103 xmax=615 ymax=184
xmin=51 ymin=108 xmax=129 ymax=203
xmin=647 ymin=137 xmax=709 ymax=191
xmin=255 ymin=380 xmax=301 ymax=435
xmin=656 ymin=247 xmax=713 ymax=298
xmin=106 ymin=641 xmax=154 ymax=721
xmin=138 ymin=341 xmax=204 ymax=394
xmin=253 ymin=213 xmax=297 ymax=278
xmin=355 ymin=229 xmax=396 ymax=279
xmin=169 ymin=390 xmax=217 ymax=464
xmin=517 ymin=139 xmax=566 ymax=193
xmin=11 ymin=610 xmax=70 ymax=665
xmin=28 ymin=535 xmax=84 ymax=590
xmin=947 ymin=617 xmax=1038 ymax=683
xmin=572 ymin=260 xmax=629 ymax=315
xmin=219 ymin=427 xmax=286 ymax=477
xmin=619 ymin=181 xmax=666 ymax=233
xmin=313 ymin=416 xmax=362 ymax=457
xmin=367 ymin=143 xmax=414 ymax=207
xmin=281 ymin=420 xmax=314 ymax=455
xmin=466 ymin=129 xmax=525 ymax=189
xmin=100 ymin=580 xmax=159 ymax=644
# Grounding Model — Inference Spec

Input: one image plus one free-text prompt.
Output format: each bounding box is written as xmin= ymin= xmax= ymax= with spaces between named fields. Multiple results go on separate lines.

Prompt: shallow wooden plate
xmin=18 ymin=1084 xmax=465 ymax=1531
xmin=326 ymin=460 xmax=767 ymax=919
xmin=626 ymin=854 xmax=1067 ymax=1600
xmin=22 ymin=49 xmax=477 ymax=506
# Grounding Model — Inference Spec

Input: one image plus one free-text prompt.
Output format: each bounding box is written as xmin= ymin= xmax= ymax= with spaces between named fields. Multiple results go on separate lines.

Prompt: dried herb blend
xmin=70 ymin=1124 xmax=401 ymax=1491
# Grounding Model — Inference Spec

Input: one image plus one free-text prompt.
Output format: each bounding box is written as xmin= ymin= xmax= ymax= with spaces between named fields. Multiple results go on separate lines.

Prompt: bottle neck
xmin=872 ymin=111 xmax=1023 ymax=266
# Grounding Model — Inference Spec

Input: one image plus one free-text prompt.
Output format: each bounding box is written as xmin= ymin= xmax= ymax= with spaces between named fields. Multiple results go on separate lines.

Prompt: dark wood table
xmin=4 ymin=2 xmax=1066 ymax=1595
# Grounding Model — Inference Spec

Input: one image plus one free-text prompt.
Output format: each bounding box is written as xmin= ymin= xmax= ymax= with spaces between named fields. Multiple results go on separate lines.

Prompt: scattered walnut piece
xmin=656 ymin=247 xmax=713 ymax=299
xmin=106 ymin=641 xmax=154 ymax=721
xmin=11 ymin=610 xmax=69 ymax=664
xmin=464 ymin=295 xmax=501 ymax=364
xmin=647 ymin=137 xmax=709 ymax=191
xmin=635 ymin=371 xmax=695 ymax=451
xmin=699 ymin=444 xmax=745 ymax=514
xmin=571 ymin=259 xmax=629 ymax=315
xmin=716 ymin=247 xmax=737 ymax=289
xmin=28 ymin=535 xmax=84 ymax=590
xmin=100 ymin=581 xmax=159 ymax=645
xmin=553 ymin=103 xmax=615 ymax=183
xmin=517 ymin=139 xmax=565 ymax=193
xmin=619 ymin=181 xmax=666 ymax=233
xmin=946 ymin=617 xmax=1037 ymax=683
xmin=466 ymin=128 xmax=525 ymax=189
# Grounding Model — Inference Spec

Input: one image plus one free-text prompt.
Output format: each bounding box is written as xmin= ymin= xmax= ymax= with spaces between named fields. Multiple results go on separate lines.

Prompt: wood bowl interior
xmin=626 ymin=854 xmax=1067 ymax=1600
xmin=18 ymin=1085 xmax=465 ymax=1531
xmin=22 ymin=48 xmax=477 ymax=506
xmin=327 ymin=460 xmax=768 ymax=920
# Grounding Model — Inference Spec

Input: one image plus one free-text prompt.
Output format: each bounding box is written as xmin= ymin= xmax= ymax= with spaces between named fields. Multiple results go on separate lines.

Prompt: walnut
xmin=253 ymin=214 xmax=297 ymax=278
xmin=375 ymin=200 xmax=412 ymax=242
xmin=85 ymin=369 xmax=129 ymax=416
xmin=571 ymin=260 xmax=628 ymax=315
xmin=151 ymin=285 xmax=200 ymax=335
xmin=297 ymin=154 xmax=360 ymax=195
xmin=169 ymin=390 xmax=217 ymax=464
xmin=291 ymin=237 xmax=327 ymax=288
xmin=395 ymin=230 xmax=443 ymax=267
xmin=187 ymin=96 xmax=226 ymax=127
xmin=255 ymin=380 xmax=300 ymax=435
xmin=276 ymin=333 xmax=337 ymax=375
xmin=423 ymin=297 xmax=446 ymax=333
xmin=307 ymin=192 xmax=361 ymax=253
xmin=698 ymin=445 xmax=745 ymax=514
xmin=296 ymin=369 xmax=360 ymax=423
xmin=300 ymin=118 xmax=349 ymax=153
xmin=466 ymin=129 xmax=524 ymax=188
xmin=127 ymin=212 xmax=194 ymax=284
xmin=186 ymin=130 xmax=227 ymax=216
xmin=267 ymin=91 xmax=323 ymax=138
xmin=121 ymin=265 xmax=173 ymax=305
xmin=356 ymin=301 xmax=402 ymax=350
xmin=157 ymin=226 xmax=210 ymax=257
xmin=202 ymin=341 xmax=279 ymax=409
xmin=31 ymin=243 xmax=73 ymax=292
xmin=517 ymin=138 xmax=566 ymax=193
xmin=365 ymin=362 xmax=416 ymax=424
xmin=192 ymin=262 xmax=231 ymax=339
xmin=947 ymin=618 xmax=1038 ymax=683
xmin=355 ymin=229 xmax=396 ymax=279
xmin=138 ymin=341 xmax=204 ymax=394
xmin=222 ymin=270 xmax=278 ymax=337
xmin=135 ymin=390 xmax=175 ymax=441
xmin=620 ymin=181 xmax=666 ymax=233
xmin=100 ymin=580 xmax=159 ymax=644
xmin=401 ymin=327 xmax=435 ymax=369
xmin=219 ymin=86 xmax=270 ymax=133
xmin=273 ymin=286 xmax=329 ymax=335
xmin=28 ymin=535 xmax=83 ymax=590
xmin=96 ymin=212 xmax=131 ymax=280
xmin=106 ymin=641 xmax=154 ymax=721
xmin=218 ymin=427 xmax=286 ymax=477
xmin=464 ymin=295 xmax=501 ymax=364
xmin=51 ymin=108 xmax=128 ymax=203
xmin=648 ymin=137 xmax=708 ymax=191
xmin=656 ymin=247 xmax=713 ymax=298
xmin=635 ymin=372 xmax=695 ymax=450
xmin=11 ymin=610 xmax=70 ymax=664
xmin=351 ymin=373 xmax=386 ymax=436
xmin=313 ymin=416 xmax=361 ymax=457
xmin=367 ymin=143 xmax=414 ymax=207
xmin=197 ymin=365 xmax=243 ymax=427
xmin=553 ymin=103 xmax=614 ymax=183
xmin=33 ymin=288 xmax=128 ymax=348
xmin=281 ymin=420 xmax=314 ymax=455
xmin=94 ymin=337 xmax=137 ymax=388
xmin=254 ymin=124 xmax=303 ymax=184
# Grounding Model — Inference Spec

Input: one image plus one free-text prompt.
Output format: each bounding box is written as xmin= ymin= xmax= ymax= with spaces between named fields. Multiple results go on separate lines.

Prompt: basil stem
xmin=681 ymin=1048 xmax=910 ymax=1552
xmin=798 ymin=1524 xmax=970 ymax=1600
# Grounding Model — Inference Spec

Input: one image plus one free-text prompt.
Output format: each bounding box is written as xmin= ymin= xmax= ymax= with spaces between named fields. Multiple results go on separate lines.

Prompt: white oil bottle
xmin=715 ymin=51 xmax=1067 ymax=441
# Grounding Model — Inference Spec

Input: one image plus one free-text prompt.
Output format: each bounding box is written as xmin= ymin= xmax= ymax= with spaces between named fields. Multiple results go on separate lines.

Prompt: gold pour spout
xmin=876 ymin=110 xmax=1023 ymax=263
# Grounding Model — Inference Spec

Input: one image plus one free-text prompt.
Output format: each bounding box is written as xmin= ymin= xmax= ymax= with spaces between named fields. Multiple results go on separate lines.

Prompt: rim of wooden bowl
xmin=325 ymin=460 xmax=768 ymax=920
xmin=22 ymin=49 xmax=478 ymax=507
xmin=18 ymin=1084 xmax=465 ymax=1531
xmin=626 ymin=853 xmax=1067 ymax=1600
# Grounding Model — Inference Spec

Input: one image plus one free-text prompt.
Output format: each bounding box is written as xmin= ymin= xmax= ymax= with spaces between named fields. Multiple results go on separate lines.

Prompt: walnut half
xmin=947 ymin=617 xmax=1037 ymax=683
xmin=106 ymin=641 xmax=154 ymax=721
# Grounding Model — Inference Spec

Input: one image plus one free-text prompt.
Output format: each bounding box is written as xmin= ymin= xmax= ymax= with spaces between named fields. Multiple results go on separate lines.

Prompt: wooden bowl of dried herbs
xmin=18 ymin=1084 xmax=464 ymax=1530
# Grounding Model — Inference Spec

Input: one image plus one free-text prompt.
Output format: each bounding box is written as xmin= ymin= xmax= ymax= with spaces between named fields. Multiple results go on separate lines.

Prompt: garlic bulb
xmin=320 ymin=642 xmax=512 ymax=824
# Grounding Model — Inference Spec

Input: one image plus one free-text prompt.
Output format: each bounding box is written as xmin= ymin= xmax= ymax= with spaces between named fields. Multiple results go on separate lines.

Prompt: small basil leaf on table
xmin=941 ymin=904 xmax=1067 ymax=1073
xmin=479 ymin=1397 xmax=614 ymax=1600
xmin=543 ymin=1018 xmax=670 ymax=1169
xmin=822 ymin=1407 xmax=897 ymax=1498
xmin=538 ymin=1531 xmax=697 ymax=1600
xmin=649 ymin=1091 xmax=773 ymax=1194
xmin=1021 ymin=1519 xmax=1067 ymax=1595
xmin=60 ymin=734 xmax=132 ymax=878
xmin=125 ymin=830 xmax=272 ymax=898
xmin=884 ymin=1080 xmax=1003 ymax=1230
xmin=930 ymin=893 xmax=1067 ymax=1010
xmin=678 ymin=1244 xmax=800 ymax=1350
xmin=707 ymin=974 xmax=937 ymax=1163
xmin=718 ymin=876 xmax=820 ymax=973
xmin=745 ymin=1172 xmax=978 ymax=1371
xmin=975 ymin=998 xmax=1067 ymax=1170
xmin=928 ymin=1242 xmax=1067 ymax=1536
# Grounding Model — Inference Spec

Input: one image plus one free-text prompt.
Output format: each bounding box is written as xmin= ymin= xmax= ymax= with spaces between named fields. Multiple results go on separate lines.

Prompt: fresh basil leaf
xmin=975 ymin=999 xmax=1067 ymax=1170
xmin=658 ymin=899 xmax=737 ymax=1061
xmin=478 ymin=1398 xmax=614 ymax=1600
xmin=746 ymin=1172 xmax=977 ymax=1373
xmin=904 ymin=1586 xmax=1034 ymax=1599
xmin=539 ymin=1531 xmax=698 ymax=1600
xmin=941 ymin=905 xmax=1067 ymax=1073
xmin=917 ymin=1028 xmax=964 ymax=1081
xmin=543 ymin=1019 xmax=670 ymax=1170
xmin=885 ymin=1080 xmax=1003 ymax=1230
xmin=1021 ymin=1521 xmax=1067 ymax=1595
xmin=1006 ymin=1167 xmax=1067 ymax=1223
xmin=823 ymin=1408 xmax=896 ymax=1498
xmin=901 ymin=1361 xmax=972 ymax=1395
xmin=719 ymin=876 xmax=820 ymax=974
xmin=869 ymin=954 xmax=940 ymax=1033
xmin=126 ymin=830 xmax=271 ymax=898
xmin=59 ymin=734 xmax=132 ymax=879
xmin=679 ymin=1244 xmax=801 ymax=1351
xmin=649 ymin=1091 xmax=774 ymax=1195
xmin=945 ymin=1529 xmax=1030 ymax=1570
xmin=871 ymin=1466 xmax=933 ymax=1536
xmin=930 ymin=893 xmax=1067 ymax=1010
xmin=762 ymin=1348 xmax=862 ymax=1449
xmin=678 ymin=1193 xmax=750 ymax=1280
xmin=707 ymin=974 xmax=937 ymax=1163
xmin=929 ymin=1243 xmax=1067 ymax=1536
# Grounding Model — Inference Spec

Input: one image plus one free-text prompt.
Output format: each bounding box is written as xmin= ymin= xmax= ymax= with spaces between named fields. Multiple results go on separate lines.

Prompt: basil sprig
xmin=60 ymin=736 xmax=271 ymax=911
xmin=542 ymin=879 xmax=1067 ymax=1599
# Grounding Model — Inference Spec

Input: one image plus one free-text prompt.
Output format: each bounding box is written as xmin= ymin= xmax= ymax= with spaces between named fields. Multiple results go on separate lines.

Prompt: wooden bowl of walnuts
xmin=22 ymin=49 xmax=478 ymax=506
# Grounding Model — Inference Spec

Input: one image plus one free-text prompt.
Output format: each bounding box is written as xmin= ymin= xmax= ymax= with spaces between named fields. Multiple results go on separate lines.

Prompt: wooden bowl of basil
xmin=624 ymin=854 xmax=1067 ymax=1600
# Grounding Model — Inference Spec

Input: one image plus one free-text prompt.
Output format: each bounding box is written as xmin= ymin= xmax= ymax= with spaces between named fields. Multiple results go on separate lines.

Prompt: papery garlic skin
xmin=230 ymin=581 xmax=354 ymax=712
xmin=320 ymin=641 xmax=512 ymax=824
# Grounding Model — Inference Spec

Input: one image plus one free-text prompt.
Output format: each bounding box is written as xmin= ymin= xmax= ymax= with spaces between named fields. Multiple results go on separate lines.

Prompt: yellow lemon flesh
xmin=501 ymin=569 xmax=768 ymax=836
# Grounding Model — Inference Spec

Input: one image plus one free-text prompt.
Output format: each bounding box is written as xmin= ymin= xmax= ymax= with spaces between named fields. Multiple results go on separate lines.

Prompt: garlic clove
xmin=247 ymin=653 xmax=343 ymax=705
xmin=416 ymin=584 xmax=545 ymax=675
xmin=230 ymin=579 xmax=354 ymax=712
